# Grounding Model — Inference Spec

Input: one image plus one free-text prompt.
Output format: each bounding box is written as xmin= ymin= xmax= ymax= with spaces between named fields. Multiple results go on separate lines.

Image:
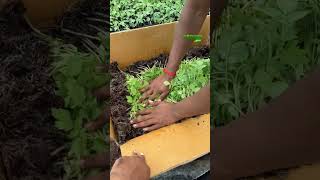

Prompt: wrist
xmin=171 ymin=103 xmax=186 ymax=121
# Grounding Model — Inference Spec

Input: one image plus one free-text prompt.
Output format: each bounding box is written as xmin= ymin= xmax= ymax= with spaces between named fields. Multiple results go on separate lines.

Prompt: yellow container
xmin=110 ymin=16 xmax=211 ymax=177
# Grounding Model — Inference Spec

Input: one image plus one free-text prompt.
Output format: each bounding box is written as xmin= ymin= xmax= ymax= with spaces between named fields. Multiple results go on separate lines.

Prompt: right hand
xmin=140 ymin=73 xmax=173 ymax=102
xmin=110 ymin=152 xmax=150 ymax=180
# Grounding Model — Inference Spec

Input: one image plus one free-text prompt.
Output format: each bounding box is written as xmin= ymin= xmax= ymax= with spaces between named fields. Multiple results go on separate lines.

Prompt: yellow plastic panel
xmin=110 ymin=16 xmax=210 ymax=70
xmin=23 ymin=0 xmax=77 ymax=27
xmin=120 ymin=114 xmax=210 ymax=177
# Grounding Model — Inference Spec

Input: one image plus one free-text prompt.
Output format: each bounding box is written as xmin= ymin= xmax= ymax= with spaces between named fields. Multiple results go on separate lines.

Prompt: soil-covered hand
xmin=140 ymin=73 xmax=173 ymax=102
xmin=110 ymin=152 xmax=150 ymax=180
xmin=131 ymin=101 xmax=183 ymax=131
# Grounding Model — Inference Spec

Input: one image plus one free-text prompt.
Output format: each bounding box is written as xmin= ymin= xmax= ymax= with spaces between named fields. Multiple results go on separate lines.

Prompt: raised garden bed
xmin=110 ymin=46 xmax=209 ymax=160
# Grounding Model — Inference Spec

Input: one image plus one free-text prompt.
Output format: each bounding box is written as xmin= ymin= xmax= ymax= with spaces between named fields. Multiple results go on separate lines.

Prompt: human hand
xmin=131 ymin=101 xmax=184 ymax=132
xmin=139 ymin=73 xmax=173 ymax=102
xmin=110 ymin=152 xmax=150 ymax=180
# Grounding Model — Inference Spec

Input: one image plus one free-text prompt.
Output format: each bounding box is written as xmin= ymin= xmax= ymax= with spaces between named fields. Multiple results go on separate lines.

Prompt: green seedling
xmin=126 ymin=58 xmax=210 ymax=118
xmin=212 ymin=0 xmax=317 ymax=127
xmin=184 ymin=34 xmax=202 ymax=43
xmin=50 ymin=36 xmax=109 ymax=179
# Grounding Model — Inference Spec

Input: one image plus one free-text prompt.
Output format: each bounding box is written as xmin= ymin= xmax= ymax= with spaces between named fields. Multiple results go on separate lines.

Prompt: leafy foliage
xmin=110 ymin=0 xmax=184 ymax=32
xmin=50 ymin=35 xmax=109 ymax=179
xmin=126 ymin=58 xmax=210 ymax=118
xmin=212 ymin=0 xmax=320 ymax=126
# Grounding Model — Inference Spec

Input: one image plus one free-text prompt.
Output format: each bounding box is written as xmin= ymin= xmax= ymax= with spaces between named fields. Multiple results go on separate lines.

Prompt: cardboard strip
xmin=120 ymin=114 xmax=210 ymax=177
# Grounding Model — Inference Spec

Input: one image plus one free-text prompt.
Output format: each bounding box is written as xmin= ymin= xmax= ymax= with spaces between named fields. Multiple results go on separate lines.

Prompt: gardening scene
xmin=110 ymin=0 xmax=210 ymax=179
xmin=0 ymin=0 xmax=108 ymax=180
xmin=212 ymin=0 xmax=320 ymax=179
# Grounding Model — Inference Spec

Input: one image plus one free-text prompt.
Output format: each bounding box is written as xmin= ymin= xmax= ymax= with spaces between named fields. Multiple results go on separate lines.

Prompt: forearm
xmin=173 ymin=84 xmax=210 ymax=119
xmin=166 ymin=0 xmax=209 ymax=72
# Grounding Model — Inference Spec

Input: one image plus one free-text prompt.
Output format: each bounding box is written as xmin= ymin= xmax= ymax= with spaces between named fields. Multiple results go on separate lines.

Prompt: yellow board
xmin=120 ymin=114 xmax=210 ymax=177
xmin=110 ymin=16 xmax=210 ymax=69
xmin=23 ymin=0 xmax=78 ymax=27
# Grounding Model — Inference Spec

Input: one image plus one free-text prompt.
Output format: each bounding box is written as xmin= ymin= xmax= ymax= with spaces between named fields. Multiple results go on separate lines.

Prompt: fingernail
xmin=130 ymin=120 xmax=133 ymax=124
xmin=133 ymin=124 xmax=137 ymax=128
xmin=140 ymin=152 xmax=144 ymax=156
xmin=143 ymin=128 xmax=148 ymax=131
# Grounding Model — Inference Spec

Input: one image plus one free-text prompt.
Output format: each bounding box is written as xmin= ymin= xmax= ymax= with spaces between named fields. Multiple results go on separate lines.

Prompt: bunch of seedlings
xmin=50 ymin=34 xmax=109 ymax=179
xmin=212 ymin=0 xmax=320 ymax=126
xmin=126 ymin=58 xmax=210 ymax=120
xmin=110 ymin=0 xmax=184 ymax=31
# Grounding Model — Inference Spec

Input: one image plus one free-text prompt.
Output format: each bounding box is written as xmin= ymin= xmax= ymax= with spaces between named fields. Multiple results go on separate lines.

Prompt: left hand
xmin=130 ymin=101 xmax=184 ymax=132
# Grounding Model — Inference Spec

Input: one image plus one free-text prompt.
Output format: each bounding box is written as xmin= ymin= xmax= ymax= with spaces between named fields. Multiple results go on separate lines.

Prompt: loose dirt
xmin=0 ymin=16 xmax=66 ymax=180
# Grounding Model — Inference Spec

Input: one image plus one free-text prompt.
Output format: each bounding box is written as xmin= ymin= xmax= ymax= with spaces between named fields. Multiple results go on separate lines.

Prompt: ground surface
xmin=0 ymin=16 xmax=66 ymax=180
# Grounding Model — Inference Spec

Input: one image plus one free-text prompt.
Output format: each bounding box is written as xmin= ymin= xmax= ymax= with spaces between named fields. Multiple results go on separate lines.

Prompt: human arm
xmin=140 ymin=0 xmax=210 ymax=102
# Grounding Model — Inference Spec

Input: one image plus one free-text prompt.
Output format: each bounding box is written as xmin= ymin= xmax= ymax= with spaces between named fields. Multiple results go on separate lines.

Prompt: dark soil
xmin=49 ymin=0 xmax=109 ymax=51
xmin=0 ymin=16 xmax=66 ymax=180
xmin=110 ymin=46 xmax=210 ymax=145
xmin=110 ymin=140 xmax=121 ymax=167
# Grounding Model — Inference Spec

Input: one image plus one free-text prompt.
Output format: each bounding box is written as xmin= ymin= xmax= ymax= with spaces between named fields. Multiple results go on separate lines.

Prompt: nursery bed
xmin=110 ymin=46 xmax=209 ymax=161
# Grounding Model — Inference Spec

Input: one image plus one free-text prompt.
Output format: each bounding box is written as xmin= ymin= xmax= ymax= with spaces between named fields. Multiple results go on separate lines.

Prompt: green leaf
xmin=52 ymin=108 xmax=73 ymax=131
xmin=277 ymin=0 xmax=297 ymax=14
xmin=255 ymin=7 xmax=282 ymax=18
xmin=229 ymin=41 xmax=249 ymax=63
xmin=288 ymin=11 xmax=310 ymax=23
xmin=66 ymin=79 xmax=86 ymax=108
xmin=279 ymin=46 xmax=309 ymax=66
xmin=266 ymin=81 xmax=289 ymax=98
xmin=254 ymin=69 xmax=272 ymax=88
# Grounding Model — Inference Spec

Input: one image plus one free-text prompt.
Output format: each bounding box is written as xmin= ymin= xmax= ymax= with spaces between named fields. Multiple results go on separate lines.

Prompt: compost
xmin=0 ymin=17 xmax=66 ymax=180
xmin=110 ymin=46 xmax=209 ymax=146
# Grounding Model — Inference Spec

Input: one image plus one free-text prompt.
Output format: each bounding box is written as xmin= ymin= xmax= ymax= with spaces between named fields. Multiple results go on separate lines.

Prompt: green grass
xmin=126 ymin=58 xmax=210 ymax=118
xmin=211 ymin=0 xmax=320 ymax=127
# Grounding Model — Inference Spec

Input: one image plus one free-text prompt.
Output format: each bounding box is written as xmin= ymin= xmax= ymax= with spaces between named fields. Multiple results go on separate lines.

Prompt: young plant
xmin=50 ymin=35 xmax=109 ymax=179
xmin=212 ymin=0 xmax=319 ymax=127
xmin=126 ymin=58 xmax=210 ymax=118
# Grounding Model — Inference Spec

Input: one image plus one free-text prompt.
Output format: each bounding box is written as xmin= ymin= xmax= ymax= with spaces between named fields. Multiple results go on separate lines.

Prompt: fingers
xmin=133 ymin=119 xmax=157 ymax=129
xmin=143 ymin=124 xmax=162 ymax=132
xmin=140 ymin=89 xmax=153 ymax=102
xmin=140 ymin=86 xmax=150 ymax=93
xmin=80 ymin=152 xmax=109 ymax=169
xmin=159 ymin=92 xmax=169 ymax=101
xmin=137 ymin=109 xmax=152 ymax=116
xmin=131 ymin=115 xmax=152 ymax=125
xmin=148 ymin=100 xmax=161 ymax=107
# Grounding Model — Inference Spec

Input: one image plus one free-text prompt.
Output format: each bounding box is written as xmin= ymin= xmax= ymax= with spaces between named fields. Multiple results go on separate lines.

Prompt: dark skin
xmin=132 ymin=85 xmax=210 ymax=131
xmin=110 ymin=152 xmax=150 ymax=180
xmin=140 ymin=0 xmax=210 ymax=102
